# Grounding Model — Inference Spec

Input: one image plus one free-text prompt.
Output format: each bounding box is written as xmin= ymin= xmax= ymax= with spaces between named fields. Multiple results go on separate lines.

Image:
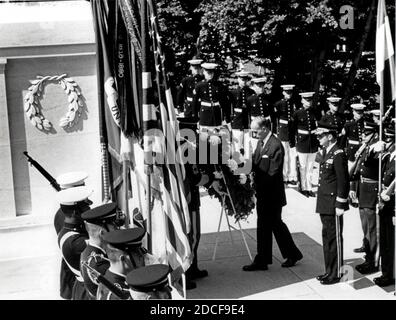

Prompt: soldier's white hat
xmin=300 ymin=92 xmax=315 ymax=99
xmin=351 ymin=103 xmax=366 ymax=111
xmin=56 ymin=171 xmax=89 ymax=189
xmin=187 ymin=59 xmax=203 ymax=65
xmin=57 ymin=186 xmax=93 ymax=206
xmin=280 ymin=84 xmax=295 ymax=91
xmin=369 ymin=109 xmax=381 ymax=117
xmin=327 ymin=97 xmax=341 ymax=103
xmin=251 ymin=77 xmax=267 ymax=84
xmin=235 ymin=71 xmax=251 ymax=78
xmin=201 ymin=63 xmax=218 ymax=70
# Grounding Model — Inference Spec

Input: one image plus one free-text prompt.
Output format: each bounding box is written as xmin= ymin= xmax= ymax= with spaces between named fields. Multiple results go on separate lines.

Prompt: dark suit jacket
xmin=253 ymin=133 xmax=287 ymax=208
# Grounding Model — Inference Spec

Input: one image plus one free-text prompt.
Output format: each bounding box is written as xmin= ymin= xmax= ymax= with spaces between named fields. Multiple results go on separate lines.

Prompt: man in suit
xmin=54 ymin=171 xmax=90 ymax=300
xmin=242 ymin=117 xmax=303 ymax=271
xmin=315 ymin=121 xmax=349 ymax=285
xmin=176 ymin=58 xmax=204 ymax=117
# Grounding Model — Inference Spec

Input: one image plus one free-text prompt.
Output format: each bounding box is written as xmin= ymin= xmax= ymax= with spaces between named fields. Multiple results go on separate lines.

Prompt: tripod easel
xmin=211 ymin=166 xmax=255 ymax=261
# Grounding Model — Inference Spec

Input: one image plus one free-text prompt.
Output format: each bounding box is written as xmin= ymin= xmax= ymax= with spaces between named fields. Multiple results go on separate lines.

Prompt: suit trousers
xmin=281 ymin=141 xmax=297 ymax=182
xmin=320 ymin=214 xmax=343 ymax=280
xmin=255 ymin=200 xmax=302 ymax=264
xmin=297 ymin=152 xmax=316 ymax=191
xmin=379 ymin=214 xmax=395 ymax=278
xmin=359 ymin=207 xmax=377 ymax=262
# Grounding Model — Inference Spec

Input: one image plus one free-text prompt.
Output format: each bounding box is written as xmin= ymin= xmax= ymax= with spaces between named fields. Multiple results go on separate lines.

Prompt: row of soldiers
xmin=54 ymin=173 xmax=177 ymax=300
xmin=176 ymin=58 xmax=395 ymax=287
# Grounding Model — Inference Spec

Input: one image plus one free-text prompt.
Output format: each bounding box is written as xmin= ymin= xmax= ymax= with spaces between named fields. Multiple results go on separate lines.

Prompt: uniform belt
xmin=279 ymin=119 xmax=288 ymax=124
xmin=360 ymin=177 xmax=378 ymax=183
xmin=348 ymin=140 xmax=360 ymax=145
xmin=234 ymin=108 xmax=243 ymax=112
xmin=298 ymin=129 xmax=312 ymax=135
xmin=201 ymin=101 xmax=220 ymax=107
xmin=186 ymin=97 xmax=193 ymax=102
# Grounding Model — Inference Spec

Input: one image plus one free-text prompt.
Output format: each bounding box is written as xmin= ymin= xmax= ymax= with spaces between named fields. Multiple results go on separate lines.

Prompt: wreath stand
xmin=211 ymin=166 xmax=255 ymax=262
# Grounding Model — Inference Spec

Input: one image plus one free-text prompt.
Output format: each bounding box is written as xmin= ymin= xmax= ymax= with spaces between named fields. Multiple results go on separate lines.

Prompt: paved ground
xmin=0 ymin=187 xmax=395 ymax=300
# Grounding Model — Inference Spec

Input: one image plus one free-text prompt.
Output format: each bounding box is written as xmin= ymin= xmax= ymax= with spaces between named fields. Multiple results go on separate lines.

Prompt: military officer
xmin=80 ymin=203 xmax=125 ymax=299
xmin=229 ymin=71 xmax=256 ymax=154
xmin=176 ymin=58 xmax=204 ymax=117
xmin=54 ymin=171 xmax=89 ymax=300
xmin=127 ymin=264 xmax=173 ymax=300
xmin=351 ymin=122 xmax=381 ymax=274
xmin=292 ymin=92 xmax=319 ymax=197
xmin=192 ymin=62 xmax=232 ymax=128
xmin=248 ymin=77 xmax=274 ymax=129
xmin=57 ymin=186 xmax=93 ymax=300
xmin=374 ymin=126 xmax=395 ymax=287
xmin=320 ymin=97 xmax=345 ymax=137
xmin=97 ymin=228 xmax=159 ymax=300
xmin=273 ymin=84 xmax=299 ymax=185
xmin=315 ymin=120 xmax=349 ymax=285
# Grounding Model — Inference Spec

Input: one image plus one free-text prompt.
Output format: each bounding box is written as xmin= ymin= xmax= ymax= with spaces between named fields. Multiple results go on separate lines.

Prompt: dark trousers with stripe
xmin=320 ymin=214 xmax=343 ymax=280
xmin=379 ymin=214 xmax=395 ymax=279
xmin=256 ymin=201 xmax=302 ymax=265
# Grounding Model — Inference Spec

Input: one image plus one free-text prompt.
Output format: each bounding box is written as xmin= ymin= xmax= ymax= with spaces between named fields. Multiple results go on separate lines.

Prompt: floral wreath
xmin=24 ymin=74 xmax=83 ymax=131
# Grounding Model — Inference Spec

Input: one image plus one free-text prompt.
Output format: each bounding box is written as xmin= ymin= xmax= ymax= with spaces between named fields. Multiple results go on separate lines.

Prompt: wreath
xmin=24 ymin=74 xmax=83 ymax=131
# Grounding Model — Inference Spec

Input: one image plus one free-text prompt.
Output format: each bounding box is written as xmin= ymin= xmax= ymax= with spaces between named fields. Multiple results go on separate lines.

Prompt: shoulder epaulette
xmin=334 ymin=149 xmax=344 ymax=156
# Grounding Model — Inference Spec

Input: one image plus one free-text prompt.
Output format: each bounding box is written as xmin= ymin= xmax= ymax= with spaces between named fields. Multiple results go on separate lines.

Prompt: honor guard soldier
xmin=230 ymin=71 xmax=256 ymax=153
xmin=127 ymin=264 xmax=173 ymax=300
xmin=192 ymin=62 xmax=231 ymax=128
xmin=248 ymin=77 xmax=274 ymax=129
xmin=374 ymin=126 xmax=395 ymax=287
xmin=369 ymin=109 xmax=381 ymax=126
xmin=274 ymin=84 xmax=299 ymax=185
xmin=80 ymin=203 xmax=125 ymax=299
xmin=293 ymin=92 xmax=319 ymax=197
xmin=57 ymin=186 xmax=93 ymax=300
xmin=97 ymin=228 xmax=158 ymax=300
xmin=176 ymin=58 xmax=204 ymax=117
xmin=54 ymin=171 xmax=89 ymax=300
xmin=339 ymin=103 xmax=366 ymax=169
xmin=350 ymin=122 xmax=381 ymax=274
xmin=320 ymin=97 xmax=345 ymax=137
xmin=315 ymin=121 xmax=349 ymax=285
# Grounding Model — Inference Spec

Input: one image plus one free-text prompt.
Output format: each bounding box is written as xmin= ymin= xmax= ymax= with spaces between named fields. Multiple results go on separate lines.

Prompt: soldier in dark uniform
xmin=243 ymin=117 xmax=303 ymax=271
xmin=54 ymin=171 xmax=89 ymax=300
xmin=80 ymin=203 xmax=125 ymax=299
xmin=57 ymin=186 xmax=93 ymax=300
xmin=127 ymin=264 xmax=173 ymax=300
xmin=273 ymin=84 xmax=299 ymax=184
xmin=292 ymin=92 xmax=319 ymax=197
xmin=229 ymin=71 xmax=256 ymax=153
xmin=192 ymin=62 xmax=231 ymax=128
xmin=248 ymin=77 xmax=274 ymax=129
xmin=97 ymin=228 xmax=159 ymax=300
xmin=320 ymin=97 xmax=345 ymax=137
xmin=351 ymin=122 xmax=381 ymax=274
xmin=374 ymin=126 xmax=395 ymax=287
xmin=314 ymin=121 xmax=349 ymax=285
xmin=176 ymin=58 xmax=204 ymax=117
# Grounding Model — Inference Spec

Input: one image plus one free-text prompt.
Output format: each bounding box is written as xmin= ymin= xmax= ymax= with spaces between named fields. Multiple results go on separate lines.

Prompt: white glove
xmin=349 ymin=190 xmax=357 ymax=201
xmin=336 ymin=208 xmax=345 ymax=216
xmin=372 ymin=141 xmax=385 ymax=153
xmin=380 ymin=190 xmax=390 ymax=202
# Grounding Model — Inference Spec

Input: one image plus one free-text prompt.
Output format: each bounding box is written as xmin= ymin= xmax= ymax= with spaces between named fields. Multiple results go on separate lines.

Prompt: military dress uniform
xmin=315 ymin=122 xmax=349 ymax=284
xmin=376 ymin=138 xmax=395 ymax=285
xmin=177 ymin=74 xmax=204 ymax=117
xmin=97 ymin=269 xmax=131 ymax=300
xmin=293 ymin=93 xmax=319 ymax=193
xmin=230 ymin=82 xmax=256 ymax=153
xmin=57 ymin=186 xmax=93 ymax=300
xmin=247 ymin=93 xmax=274 ymax=126
xmin=320 ymin=111 xmax=345 ymax=137
xmin=340 ymin=118 xmax=365 ymax=165
xmin=274 ymin=89 xmax=299 ymax=183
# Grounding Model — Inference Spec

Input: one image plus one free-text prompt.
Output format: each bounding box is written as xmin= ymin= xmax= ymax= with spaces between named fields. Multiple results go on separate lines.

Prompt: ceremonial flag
xmin=376 ymin=0 xmax=395 ymax=109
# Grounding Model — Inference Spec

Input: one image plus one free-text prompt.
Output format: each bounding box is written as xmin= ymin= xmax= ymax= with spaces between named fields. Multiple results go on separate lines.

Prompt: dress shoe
xmin=355 ymin=262 xmax=378 ymax=275
xmin=320 ymin=277 xmax=341 ymax=285
xmin=288 ymin=180 xmax=298 ymax=186
xmin=187 ymin=268 xmax=208 ymax=280
xmin=281 ymin=253 xmax=303 ymax=268
xmin=373 ymin=276 xmax=395 ymax=287
xmin=353 ymin=246 xmax=366 ymax=253
xmin=242 ymin=262 xmax=268 ymax=271
xmin=186 ymin=280 xmax=197 ymax=290
xmin=316 ymin=273 xmax=329 ymax=281
xmin=307 ymin=191 xmax=316 ymax=197
xmin=300 ymin=190 xmax=310 ymax=198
